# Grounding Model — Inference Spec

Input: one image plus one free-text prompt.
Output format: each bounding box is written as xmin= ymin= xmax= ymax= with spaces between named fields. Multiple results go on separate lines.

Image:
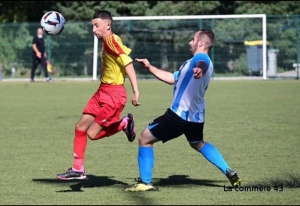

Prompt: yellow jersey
xmin=100 ymin=34 xmax=133 ymax=85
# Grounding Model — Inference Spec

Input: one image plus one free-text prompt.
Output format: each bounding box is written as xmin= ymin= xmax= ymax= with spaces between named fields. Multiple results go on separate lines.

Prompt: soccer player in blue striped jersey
xmin=125 ymin=29 xmax=241 ymax=192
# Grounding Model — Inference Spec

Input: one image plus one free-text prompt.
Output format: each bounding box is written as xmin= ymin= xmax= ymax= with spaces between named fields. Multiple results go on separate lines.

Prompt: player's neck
xmin=102 ymin=31 xmax=114 ymax=40
xmin=194 ymin=50 xmax=208 ymax=55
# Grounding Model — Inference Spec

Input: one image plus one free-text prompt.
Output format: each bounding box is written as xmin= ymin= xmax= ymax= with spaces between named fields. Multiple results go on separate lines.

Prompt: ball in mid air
xmin=41 ymin=11 xmax=65 ymax=36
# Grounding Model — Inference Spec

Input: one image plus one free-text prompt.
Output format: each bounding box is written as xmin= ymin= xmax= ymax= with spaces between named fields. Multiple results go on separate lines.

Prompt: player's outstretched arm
xmin=135 ymin=58 xmax=175 ymax=85
xmin=125 ymin=62 xmax=141 ymax=106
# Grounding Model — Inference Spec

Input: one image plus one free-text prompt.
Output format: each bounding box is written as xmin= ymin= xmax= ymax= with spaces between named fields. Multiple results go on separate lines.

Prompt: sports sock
xmin=73 ymin=129 xmax=87 ymax=170
xmin=138 ymin=146 xmax=154 ymax=184
xmin=199 ymin=142 xmax=231 ymax=175
xmin=95 ymin=117 xmax=128 ymax=139
xmin=72 ymin=163 xmax=84 ymax=172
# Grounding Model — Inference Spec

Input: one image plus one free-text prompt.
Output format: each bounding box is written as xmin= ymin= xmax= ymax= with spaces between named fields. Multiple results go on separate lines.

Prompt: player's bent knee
xmin=189 ymin=141 xmax=205 ymax=151
xmin=138 ymin=136 xmax=154 ymax=146
xmin=138 ymin=135 xmax=146 ymax=145
xmin=87 ymin=121 xmax=104 ymax=141
xmin=75 ymin=114 xmax=95 ymax=131
xmin=87 ymin=130 xmax=97 ymax=140
xmin=138 ymin=128 xmax=159 ymax=146
xmin=75 ymin=122 xmax=87 ymax=131
xmin=75 ymin=123 xmax=81 ymax=130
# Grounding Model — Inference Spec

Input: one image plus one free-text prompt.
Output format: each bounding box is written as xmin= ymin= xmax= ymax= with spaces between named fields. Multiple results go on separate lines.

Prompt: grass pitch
xmin=0 ymin=80 xmax=299 ymax=205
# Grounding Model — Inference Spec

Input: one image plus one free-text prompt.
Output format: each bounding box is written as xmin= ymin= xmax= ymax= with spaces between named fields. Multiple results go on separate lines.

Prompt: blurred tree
xmin=234 ymin=1 xmax=300 ymax=15
xmin=0 ymin=23 xmax=30 ymax=75
xmin=0 ymin=1 xmax=58 ymax=23
xmin=56 ymin=1 xmax=126 ymax=21
xmin=1 ymin=1 xmax=300 ymax=23
xmin=1 ymin=1 xmax=300 ymax=76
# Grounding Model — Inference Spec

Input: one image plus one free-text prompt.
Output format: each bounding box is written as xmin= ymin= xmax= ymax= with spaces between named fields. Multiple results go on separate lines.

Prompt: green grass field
xmin=0 ymin=80 xmax=299 ymax=205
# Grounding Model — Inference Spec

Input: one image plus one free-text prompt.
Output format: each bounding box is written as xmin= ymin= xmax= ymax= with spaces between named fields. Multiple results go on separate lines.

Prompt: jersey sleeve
xmin=192 ymin=53 xmax=210 ymax=74
xmin=119 ymin=54 xmax=133 ymax=67
xmin=32 ymin=35 xmax=38 ymax=44
xmin=173 ymin=71 xmax=180 ymax=81
xmin=104 ymin=35 xmax=133 ymax=67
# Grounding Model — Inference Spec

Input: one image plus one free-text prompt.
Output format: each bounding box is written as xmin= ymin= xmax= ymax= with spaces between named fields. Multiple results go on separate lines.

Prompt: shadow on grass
xmin=243 ymin=174 xmax=300 ymax=189
xmin=124 ymin=191 xmax=157 ymax=205
xmin=32 ymin=175 xmax=128 ymax=192
xmin=121 ymin=175 xmax=225 ymax=205
xmin=152 ymin=174 xmax=226 ymax=188
xmin=123 ymin=175 xmax=226 ymax=205
xmin=32 ymin=174 xmax=227 ymax=204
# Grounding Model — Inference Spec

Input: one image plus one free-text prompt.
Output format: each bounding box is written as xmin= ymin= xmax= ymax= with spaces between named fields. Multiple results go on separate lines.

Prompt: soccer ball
xmin=41 ymin=11 xmax=65 ymax=36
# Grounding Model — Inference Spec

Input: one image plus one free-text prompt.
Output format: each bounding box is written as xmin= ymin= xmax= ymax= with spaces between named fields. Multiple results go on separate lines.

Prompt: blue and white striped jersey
xmin=170 ymin=52 xmax=213 ymax=123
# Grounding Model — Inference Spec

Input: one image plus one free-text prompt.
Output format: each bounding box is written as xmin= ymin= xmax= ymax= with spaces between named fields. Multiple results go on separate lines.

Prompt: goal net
xmin=92 ymin=14 xmax=267 ymax=80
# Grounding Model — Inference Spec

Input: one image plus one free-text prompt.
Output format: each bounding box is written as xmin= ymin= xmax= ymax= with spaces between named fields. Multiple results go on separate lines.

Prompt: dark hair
xmin=198 ymin=29 xmax=215 ymax=51
xmin=92 ymin=10 xmax=113 ymax=22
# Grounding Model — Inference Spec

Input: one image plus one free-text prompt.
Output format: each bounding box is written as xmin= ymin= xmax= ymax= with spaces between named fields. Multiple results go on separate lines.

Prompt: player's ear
xmin=106 ymin=23 xmax=110 ymax=30
xmin=106 ymin=21 xmax=112 ymax=31
xmin=197 ymin=40 xmax=202 ymax=48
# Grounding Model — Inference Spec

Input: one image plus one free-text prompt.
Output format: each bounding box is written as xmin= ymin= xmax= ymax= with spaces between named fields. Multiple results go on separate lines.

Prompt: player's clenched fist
xmin=193 ymin=67 xmax=203 ymax=79
xmin=135 ymin=58 xmax=151 ymax=69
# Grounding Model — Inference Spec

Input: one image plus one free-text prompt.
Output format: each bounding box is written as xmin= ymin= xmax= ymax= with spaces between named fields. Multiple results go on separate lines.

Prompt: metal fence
xmin=0 ymin=15 xmax=299 ymax=80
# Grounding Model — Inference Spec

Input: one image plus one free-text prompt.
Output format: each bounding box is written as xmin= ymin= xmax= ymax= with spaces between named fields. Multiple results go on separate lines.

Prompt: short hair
xmin=92 ymin=10 xmax=113 ymax=22
xmin=198 ymin=29 xmax=215 ymax=51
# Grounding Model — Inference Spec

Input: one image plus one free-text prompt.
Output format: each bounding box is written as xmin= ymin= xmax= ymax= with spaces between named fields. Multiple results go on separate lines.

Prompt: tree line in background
xmin=0 ymin=1 xmax=299 ymax=77
xmin=1 ymin=1 xmax=300 ymax=22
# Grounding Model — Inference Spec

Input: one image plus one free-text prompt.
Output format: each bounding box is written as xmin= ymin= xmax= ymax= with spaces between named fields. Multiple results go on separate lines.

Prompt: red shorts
xmin=82 ymin=83 xmax=127 ymax=127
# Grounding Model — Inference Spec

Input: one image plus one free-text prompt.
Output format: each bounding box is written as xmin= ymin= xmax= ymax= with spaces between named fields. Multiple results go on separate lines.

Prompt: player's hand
xmin=135 ymin=58 xmax=151 ymax=69
xmin=193 ymin=68 xmax=203 ymax=79
xmin=36 ymin=52 xmax=42 ymax=59
xmin=131 ymin=91 xmax=141 ymax=107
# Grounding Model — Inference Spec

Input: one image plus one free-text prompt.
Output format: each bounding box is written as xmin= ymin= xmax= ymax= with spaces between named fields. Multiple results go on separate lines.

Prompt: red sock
xmin=73 ymin=129 xmax=87 ymax=170
xmin=95 ymin=118 xmax=127 ymax=140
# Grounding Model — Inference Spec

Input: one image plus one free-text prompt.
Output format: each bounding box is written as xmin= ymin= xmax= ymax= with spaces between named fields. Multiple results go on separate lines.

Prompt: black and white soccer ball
xmin=41 ymin=11 xmax=65 ymax=36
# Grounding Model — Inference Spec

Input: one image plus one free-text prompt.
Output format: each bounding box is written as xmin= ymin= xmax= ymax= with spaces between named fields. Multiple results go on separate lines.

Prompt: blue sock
xmin=138 ymin=146 xmax=154 ymax=184
xmin=200 ymin=142 xmax=231 ymax=175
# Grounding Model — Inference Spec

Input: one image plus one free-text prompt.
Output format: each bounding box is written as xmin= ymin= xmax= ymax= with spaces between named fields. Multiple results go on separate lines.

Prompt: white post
xmin=262 ymin=14 xmax=267 ymax=80
xmin=92 ymin=35 xmax=98 ymax=81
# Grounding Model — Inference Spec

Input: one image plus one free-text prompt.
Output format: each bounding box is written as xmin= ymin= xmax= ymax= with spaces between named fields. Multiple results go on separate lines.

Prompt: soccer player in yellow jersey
xmin=56 ymin=10 xmax=140 ymax=180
